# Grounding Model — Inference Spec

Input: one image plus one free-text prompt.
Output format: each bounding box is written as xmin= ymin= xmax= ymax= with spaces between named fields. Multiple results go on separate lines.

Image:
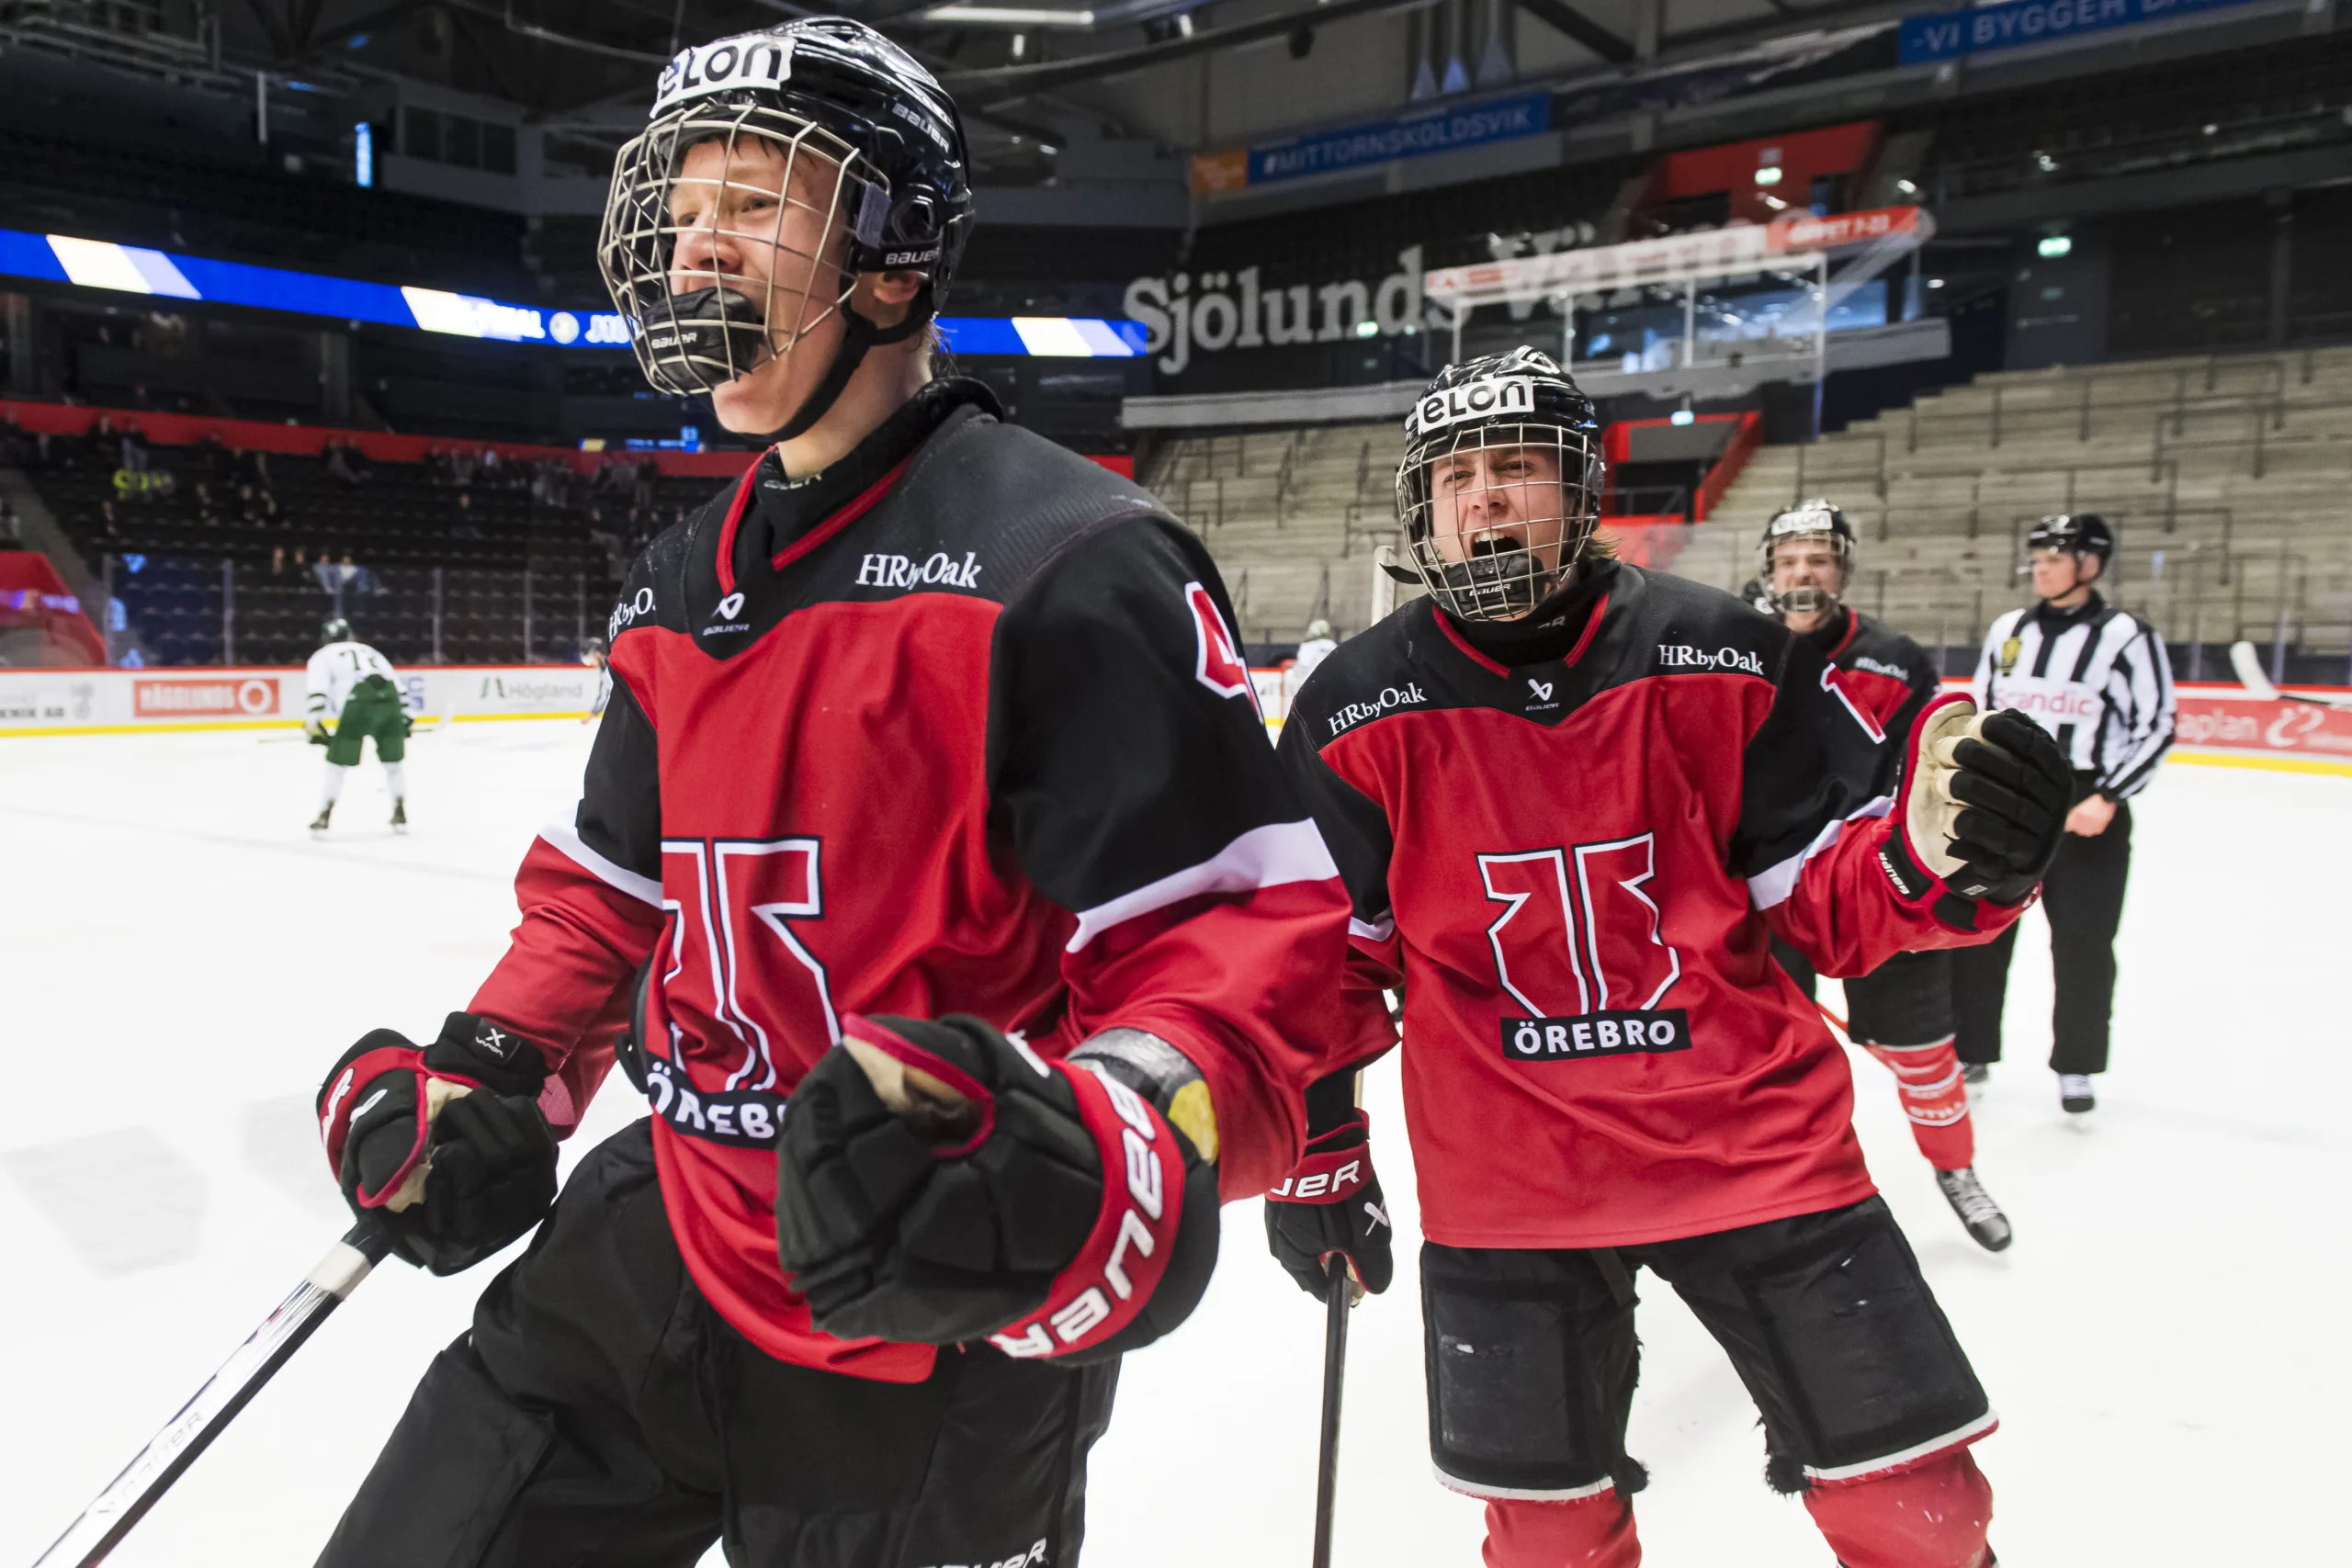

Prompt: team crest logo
xmin=1998 ymin=636 xmax=2022 ymax=674
xmin=1183 ymin=581 xmax=1260 ymax=713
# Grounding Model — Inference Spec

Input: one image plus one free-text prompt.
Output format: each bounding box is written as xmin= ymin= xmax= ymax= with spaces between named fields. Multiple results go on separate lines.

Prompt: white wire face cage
xmin=599 ymin=98 xmax=886 ymax=397
xmin=1760 ymin=503 xmax=1853 ymax=615
xmin=1397 ymin=419 xmax=1604 ymax=622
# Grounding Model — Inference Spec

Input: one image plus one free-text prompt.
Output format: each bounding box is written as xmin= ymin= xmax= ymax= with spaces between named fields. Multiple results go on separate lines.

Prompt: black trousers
xmin=318 ymin=1119 xmax=1118 ymax=1568
xmin=1952 ymin=802 xmax=2133 ymax=1075
xmin=1421 ymin=1198 xmax=1988 ymax=1499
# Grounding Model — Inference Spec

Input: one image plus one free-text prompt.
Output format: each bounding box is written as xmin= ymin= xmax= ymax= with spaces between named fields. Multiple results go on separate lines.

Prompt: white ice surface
xmin=0 ymin=726 xmax=2344 ymax=1565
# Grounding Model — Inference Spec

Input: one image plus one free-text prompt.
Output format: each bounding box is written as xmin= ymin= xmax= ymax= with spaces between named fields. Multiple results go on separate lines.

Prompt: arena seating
xmin=7 ymin=415 xmax=732 ymax=668
xmin=1146 ymin=347 xmax=2352 ymax=679
xmin=1706 ymin=346 xmax=2352 ymax=674
xmin=1144 ymin=423 xmax=1405 ymax=643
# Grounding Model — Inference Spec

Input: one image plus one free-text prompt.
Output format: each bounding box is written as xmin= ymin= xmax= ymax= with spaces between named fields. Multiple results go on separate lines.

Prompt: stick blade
xmin=2230 ymin=640 xmax=2282 ymax=701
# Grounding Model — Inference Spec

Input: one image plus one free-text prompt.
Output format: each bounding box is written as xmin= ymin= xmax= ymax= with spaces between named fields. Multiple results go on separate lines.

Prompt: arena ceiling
xmin=135 ymin=0 xmax=1913 ymax=172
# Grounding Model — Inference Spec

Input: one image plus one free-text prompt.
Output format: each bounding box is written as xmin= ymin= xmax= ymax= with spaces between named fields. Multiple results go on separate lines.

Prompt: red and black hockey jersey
xmin=1807 ymin=606 xmax=1939 ymax=789
xmin=471 ymin=381 xmax=1353 ymax=1381
xmin=1278 ymin=562 xmax=2018 ymax=1250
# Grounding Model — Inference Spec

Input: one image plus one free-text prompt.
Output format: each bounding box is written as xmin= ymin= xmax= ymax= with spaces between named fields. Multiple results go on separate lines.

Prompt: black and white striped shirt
xmin=1971 ymin=592 xmax=2175 ymax=798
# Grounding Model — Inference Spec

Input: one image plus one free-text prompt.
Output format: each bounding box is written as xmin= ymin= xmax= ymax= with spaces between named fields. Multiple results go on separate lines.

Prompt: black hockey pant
xmin=316 ymin=1118 xmax=1117 ymax=1568
xmin=1952 ymin=802 xmax=2132 ymax=1075
xmin=1420 ymin=1198 xmax=1991 ymax=1500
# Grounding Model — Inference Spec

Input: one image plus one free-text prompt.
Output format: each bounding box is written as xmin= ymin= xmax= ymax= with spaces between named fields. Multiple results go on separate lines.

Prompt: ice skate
xmin=309 ymin=805 xmax=333 ymax=834
xmin=390 ymin=799 xmax=408 ymax=833
xmin=1962 ymin=1062 xmax=1989 ymax=1101
xmin=1935 ymin=1167 xmax=2013 ymax=1251
xmin=2059 ymin=1073 xmax=2095 ymax=1113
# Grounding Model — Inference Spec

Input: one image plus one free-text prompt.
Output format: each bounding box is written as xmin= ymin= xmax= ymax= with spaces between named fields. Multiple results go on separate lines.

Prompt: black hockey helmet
xmin=598 ymin=17 xmax=973 ymax=438
xmin=2027 ymin=513 xmax=2114 ymax=567
xmin=1393 ymin=346 xmax=1604 ymax=622
xmin=321 ymin=616 xmax=353 ymax=645
xmin=1758 ymin=498 xmax=1855 ymax=616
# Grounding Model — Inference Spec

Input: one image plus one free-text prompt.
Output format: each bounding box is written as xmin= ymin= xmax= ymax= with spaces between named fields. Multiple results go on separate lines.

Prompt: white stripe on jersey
xmin=1970 ymin=598 xmax=2175 ymax=796
xmin=1065 ymin=818 xmax=1340 ymax=952
xmin=540 ymin=810 xmax=664 ymax=906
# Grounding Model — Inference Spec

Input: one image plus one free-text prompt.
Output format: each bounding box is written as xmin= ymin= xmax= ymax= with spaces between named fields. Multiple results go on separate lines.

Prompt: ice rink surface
xmin=2 ymin=720 xmax=2344 ymax=1566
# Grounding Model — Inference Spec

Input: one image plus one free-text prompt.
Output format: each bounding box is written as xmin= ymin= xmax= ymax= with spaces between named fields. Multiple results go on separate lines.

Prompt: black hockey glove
xmin=1265 ymin=1110 xmax=1393 ymax=1299
xmin=1945 ymin=709 xmax=2073 ymax=900
xmin=1889 ymin=698 xmax=2074 ymax=908
xmin=775 ymin=1014 xmax=1220 ymax=1361
xmin=316 ymin=1012 xmax=559 ymax=1275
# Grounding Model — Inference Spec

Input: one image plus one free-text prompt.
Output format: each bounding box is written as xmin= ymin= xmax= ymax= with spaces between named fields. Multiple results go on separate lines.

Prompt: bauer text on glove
xmin=1265 ymin=1108 xmax=1393 ymax=1297
xmin=774 ymin=1013 xmax=1220 ymax=1360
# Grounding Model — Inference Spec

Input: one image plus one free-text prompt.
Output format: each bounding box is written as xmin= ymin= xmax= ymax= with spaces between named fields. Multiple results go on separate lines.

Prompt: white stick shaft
xmin=31 ymin=1226 xmax=386 ymax=1568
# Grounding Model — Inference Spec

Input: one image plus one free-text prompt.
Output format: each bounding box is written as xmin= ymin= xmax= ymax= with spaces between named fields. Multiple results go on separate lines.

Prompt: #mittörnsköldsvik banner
xmin=1193 ymin=93 xmax=1551 ymax=194
xmin=1898 ymin=0 xmax=2269 ymax=65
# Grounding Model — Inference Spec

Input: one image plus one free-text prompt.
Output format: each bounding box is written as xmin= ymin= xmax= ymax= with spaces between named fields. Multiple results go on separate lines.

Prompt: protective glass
xmin=1399 ymin=420 xmax=1602 ymax=622
xmin=599 ymin=98 xmax=882 ymax=396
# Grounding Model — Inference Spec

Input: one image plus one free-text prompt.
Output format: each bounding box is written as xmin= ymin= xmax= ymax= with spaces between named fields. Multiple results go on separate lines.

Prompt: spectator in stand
xmin=94 ymin=500 xmax=120 ymax=541
xmin=450 ymin=448 xmax=476 ymax=489
xmin=0 ymin=496 xmax=20 ymax=548
xmin=452 ymin=491 xmax=480 ymax=540
xmin=326 ymin=442 xmax=362 ymax=489
xmin=271 ymin=545 xmax=289 ymax=579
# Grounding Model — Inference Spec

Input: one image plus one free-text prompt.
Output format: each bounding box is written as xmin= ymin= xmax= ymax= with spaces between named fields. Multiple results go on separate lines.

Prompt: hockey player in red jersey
xmin=1758 ymin=501 xmax=2013 ymax=1252
xmin=307 ymin=20 xmax=1352 ymax=1564
xmin=1262 ymin=349 xmax=2072 ymax=1568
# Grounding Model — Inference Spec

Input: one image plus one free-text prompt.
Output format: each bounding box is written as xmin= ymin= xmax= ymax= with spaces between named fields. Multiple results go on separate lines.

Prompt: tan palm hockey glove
xmin=1890 ymin=696 xmax=2073 ymax=907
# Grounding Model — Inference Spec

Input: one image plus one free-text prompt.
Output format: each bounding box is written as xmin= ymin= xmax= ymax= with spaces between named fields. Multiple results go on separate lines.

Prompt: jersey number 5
xmin=1478 ymin=835 xmax=1682 ymax=1018
xmin=658 ymin=838 xmax=840 ymax=1093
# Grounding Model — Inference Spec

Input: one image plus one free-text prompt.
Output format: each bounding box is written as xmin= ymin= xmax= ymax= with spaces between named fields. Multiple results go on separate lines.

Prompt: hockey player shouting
xmin=1757 ymin=501 xmax=2013 ymax=1252
xmin=310 ymin=19 xmax=1351 ymax=1564
xmin=1265 ymin=349 xmax=2070 ymax=1568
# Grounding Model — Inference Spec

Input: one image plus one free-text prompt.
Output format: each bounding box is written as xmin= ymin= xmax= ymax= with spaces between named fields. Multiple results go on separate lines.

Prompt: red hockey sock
xmin=1866 ymin=1037 xmax=1974 ymax=1170
xmin=1804 ymin=1449 xmax=1994 ymax=1568
xmin=1483 ymin=1492 xmax=1640 ymax=1568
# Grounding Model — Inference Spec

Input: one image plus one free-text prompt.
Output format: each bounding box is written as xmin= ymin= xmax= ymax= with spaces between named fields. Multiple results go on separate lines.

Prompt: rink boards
xmin=0 ymin=664 xmax=603 ymax=735
xmin=3 ymin=666 xmax=2347 ymax=773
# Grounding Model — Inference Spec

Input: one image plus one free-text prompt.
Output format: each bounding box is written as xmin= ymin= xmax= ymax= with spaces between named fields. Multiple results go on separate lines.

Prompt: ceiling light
xmin=1754 ymin=165 xmax=1783 ymax=186
xmin=1895 ymin=178 xmax=1917 ymax=195
xmin=2037 ymin=234 xmax=2072 ymax=258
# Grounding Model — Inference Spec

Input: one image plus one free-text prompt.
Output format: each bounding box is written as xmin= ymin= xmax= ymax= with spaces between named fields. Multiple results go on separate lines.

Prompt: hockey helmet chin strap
xmin=763 ymin=276 xmax=937 ymax=445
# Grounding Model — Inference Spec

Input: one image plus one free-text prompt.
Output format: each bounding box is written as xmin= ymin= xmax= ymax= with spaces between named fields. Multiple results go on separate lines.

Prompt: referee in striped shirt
xmin=1956 ymin=514 xmax=2175 ymax=1114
